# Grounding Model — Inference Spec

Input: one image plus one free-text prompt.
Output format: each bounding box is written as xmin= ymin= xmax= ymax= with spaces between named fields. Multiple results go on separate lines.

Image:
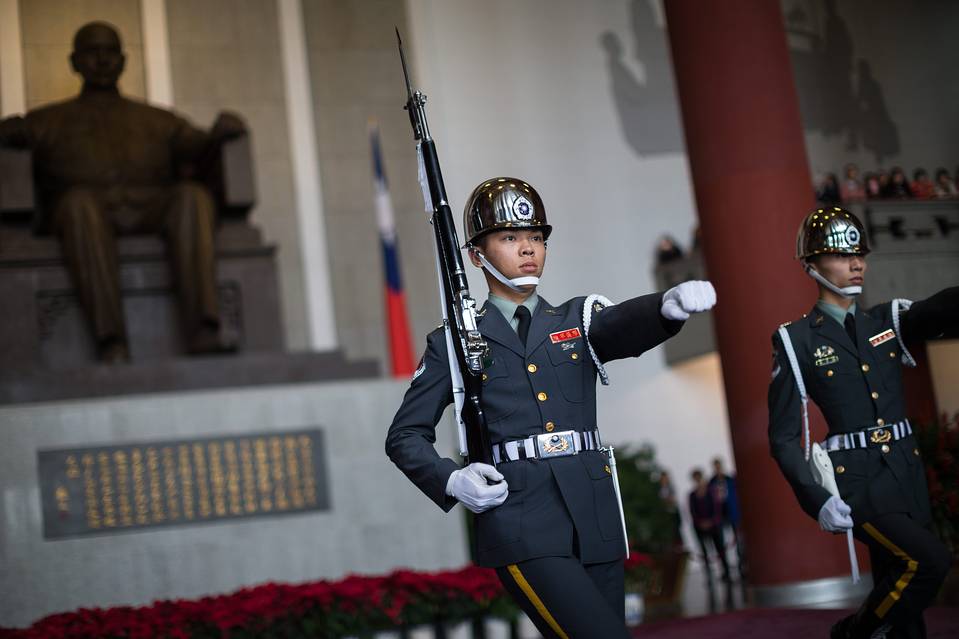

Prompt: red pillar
xmin=663 ymin=1 xmax=852 ymax=588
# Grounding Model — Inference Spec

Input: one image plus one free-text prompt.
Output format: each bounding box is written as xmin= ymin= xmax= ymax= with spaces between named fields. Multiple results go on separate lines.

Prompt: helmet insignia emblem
xmin=845 ymin=226 xmax=860 ymax=246
xmin=513 ymin=195 xmax=534 ymax=220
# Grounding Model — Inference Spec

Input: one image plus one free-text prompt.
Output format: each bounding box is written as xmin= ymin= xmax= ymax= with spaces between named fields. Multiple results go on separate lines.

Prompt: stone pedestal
xmin=0 ymin=221 xmax=377 ymax=404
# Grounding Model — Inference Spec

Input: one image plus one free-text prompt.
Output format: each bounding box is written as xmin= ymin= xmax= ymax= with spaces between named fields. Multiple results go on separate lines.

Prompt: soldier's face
xmin=471 ymin=229 xmax=546 ymax=280
xmin=71 ymin=25 xmax=125 ymax=89
xmin=815 ymin=254 xmax=867 ymax=288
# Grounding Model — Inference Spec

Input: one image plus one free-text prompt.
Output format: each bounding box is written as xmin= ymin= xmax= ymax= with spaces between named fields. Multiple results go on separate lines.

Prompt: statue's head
xmin=70 ymin=22 xmax=125 ymax=90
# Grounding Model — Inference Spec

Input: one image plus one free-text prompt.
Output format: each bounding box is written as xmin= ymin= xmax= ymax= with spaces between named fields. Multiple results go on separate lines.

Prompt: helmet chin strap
xmin=804 ymin=263 xmax=862 ymax=298
xmin=474 ymin=250 xmax=539 ymax=293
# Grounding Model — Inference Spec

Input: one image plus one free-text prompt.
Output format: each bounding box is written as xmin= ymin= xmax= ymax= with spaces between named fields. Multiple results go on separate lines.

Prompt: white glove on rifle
xmin=661 ymin=280 xmax=717 ymax=321
xmin=446 ymin=463 xmax=508 ymax=513
xmin=818 ymin=495 xmax=854 ymax=532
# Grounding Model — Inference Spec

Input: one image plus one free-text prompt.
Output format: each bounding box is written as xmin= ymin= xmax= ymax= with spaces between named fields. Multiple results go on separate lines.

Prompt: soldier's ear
xmin=467 ymin=247 xmax=482 ymax=268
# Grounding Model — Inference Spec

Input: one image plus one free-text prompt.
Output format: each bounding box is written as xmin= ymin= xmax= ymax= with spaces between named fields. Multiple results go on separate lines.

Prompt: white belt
xmin=492 ymin=429 xmax=603 ymax=463
xmin=823 ymin=419 xmax=912 ymax=452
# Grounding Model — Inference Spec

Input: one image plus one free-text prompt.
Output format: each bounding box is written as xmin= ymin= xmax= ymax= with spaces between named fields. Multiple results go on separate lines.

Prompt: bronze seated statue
xmin=0 ymin=21 xmax=252 ymax=363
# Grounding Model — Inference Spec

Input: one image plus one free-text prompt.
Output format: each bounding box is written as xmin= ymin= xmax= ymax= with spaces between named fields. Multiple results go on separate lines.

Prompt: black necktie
xmin=844 ymin=313 xmax=857 ymax=347
xmin=515 ymin=306 xmax=531 ymax=346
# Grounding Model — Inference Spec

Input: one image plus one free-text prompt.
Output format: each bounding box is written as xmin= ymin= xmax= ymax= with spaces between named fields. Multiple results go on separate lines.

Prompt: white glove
xmin=818 ymin=495 xmax=854 ymax=532
xmin=446 ymin=463 xmax=508 ymax=513
xmin=661 ymin=280 xmax=717 ymax=321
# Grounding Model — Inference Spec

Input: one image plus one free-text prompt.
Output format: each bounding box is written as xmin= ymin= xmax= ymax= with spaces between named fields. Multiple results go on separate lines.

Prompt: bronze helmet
xmin=796 ymin=206 xmax=870 ymax=260
xmin=462 ymin=177 xmax=551 ymax=248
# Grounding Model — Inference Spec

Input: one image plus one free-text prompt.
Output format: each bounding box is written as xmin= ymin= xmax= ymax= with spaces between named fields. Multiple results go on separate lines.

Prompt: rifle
xmin=396 ymin=29 xmax=494 ymax=466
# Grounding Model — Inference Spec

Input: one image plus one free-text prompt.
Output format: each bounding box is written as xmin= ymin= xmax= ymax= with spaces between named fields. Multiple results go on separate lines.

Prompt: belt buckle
xmin=536 ymin=430 xmax=577 ymax=458
xmin=869 ymin=427 xmax=892 ymax=444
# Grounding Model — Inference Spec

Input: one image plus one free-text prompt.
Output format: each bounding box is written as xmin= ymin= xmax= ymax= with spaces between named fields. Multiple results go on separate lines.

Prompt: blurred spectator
xmin=883 ymin=167 xmax=912 ymax=199
xmin=840 ymin=163 xmax=866 ymax=202
xmin=689 ymin=468 xmax=731 ymax=583
xmin=864 ymin=172 xmax=882 ymax=199
xmin=934 ymin=168 xmax=957 ymax=198
xmin=816 ymin=173 xmax=841 ymax=205
xmin=910 ymin=168 xmax=936 ymax=199
xmin=691 ymin=226 xmax=702 ymax=253
xmin=709 ymin=458 xmax=744 ymax=578
xmin=877 ymin=170 xmax=891 ymax=197
xmin=658 ymin=470 xmax=683 ymax=545
xmin=656 ymin=235 xmax=683 ymax=264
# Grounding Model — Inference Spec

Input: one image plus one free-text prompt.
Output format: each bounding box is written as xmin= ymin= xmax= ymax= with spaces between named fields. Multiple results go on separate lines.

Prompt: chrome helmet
xmin=462 ymin=177 xmax=551 ymax=247
xmin=796 ymin=206 xmax=870 ymax=260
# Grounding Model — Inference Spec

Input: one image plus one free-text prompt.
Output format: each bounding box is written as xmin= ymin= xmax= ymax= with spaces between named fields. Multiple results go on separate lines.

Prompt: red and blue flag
xmin=370 ymin=121 xmax=415 ymax=377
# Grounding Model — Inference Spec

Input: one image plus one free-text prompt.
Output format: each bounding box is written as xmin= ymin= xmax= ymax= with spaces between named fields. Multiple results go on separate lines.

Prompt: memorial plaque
xmin=37 ymin=429 xmax=329 ymax=539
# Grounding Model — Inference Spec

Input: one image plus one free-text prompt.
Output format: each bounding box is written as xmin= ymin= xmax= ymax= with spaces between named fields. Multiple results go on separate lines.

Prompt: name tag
xmin=869 ymin=329 xmax=896 ymax=347
xmin=550 ymin=328 xmax=582 ymax=343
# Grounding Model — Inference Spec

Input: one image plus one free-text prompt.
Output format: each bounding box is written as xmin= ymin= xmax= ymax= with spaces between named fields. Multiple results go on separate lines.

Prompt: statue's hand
xmin=0 ymin=116 xmax=30 ymax=148
xmin=211 ymin=112 xmax=247 ymax=141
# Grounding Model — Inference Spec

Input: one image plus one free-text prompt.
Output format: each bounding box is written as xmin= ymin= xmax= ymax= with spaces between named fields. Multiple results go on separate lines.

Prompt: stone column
xmin=664 ymin=0 xmax=855 ymax=600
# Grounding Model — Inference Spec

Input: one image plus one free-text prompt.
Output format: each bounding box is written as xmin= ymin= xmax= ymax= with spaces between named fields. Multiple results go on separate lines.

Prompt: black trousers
xmin=694 ymin=526 xmax=731 ymax=580
xmin=851 ymin=512 xmax=950 ymax=638
xmin=495 ymin=556 xmax=630 ymax=639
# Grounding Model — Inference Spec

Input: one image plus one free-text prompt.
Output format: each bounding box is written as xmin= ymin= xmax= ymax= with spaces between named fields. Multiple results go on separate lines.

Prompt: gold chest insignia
xmin=814 ymin=345 xmax=838 ymax=367
xmin=814 ymin=345 xmax=835 ymax=359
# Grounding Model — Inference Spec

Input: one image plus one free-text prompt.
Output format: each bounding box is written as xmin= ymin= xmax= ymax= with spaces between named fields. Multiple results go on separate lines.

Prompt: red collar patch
xmin=550 ymin=327 xmax=582 ymax=343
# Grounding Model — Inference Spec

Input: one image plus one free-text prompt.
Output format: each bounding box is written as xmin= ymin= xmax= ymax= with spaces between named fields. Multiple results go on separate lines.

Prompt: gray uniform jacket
xmin=386 ymin=292 xmax=683 ymax=567
xmin=768 ymin=286 xmax=959 ymax=526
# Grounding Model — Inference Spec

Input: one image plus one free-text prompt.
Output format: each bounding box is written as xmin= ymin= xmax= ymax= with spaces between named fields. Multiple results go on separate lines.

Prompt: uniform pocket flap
xmin=546 ymin=340 xmax=584 ymax=366
xmin=481 ymin=361 xmax=509 ymax=384
xmin=582 ymin=451 xmax=613 ymax=480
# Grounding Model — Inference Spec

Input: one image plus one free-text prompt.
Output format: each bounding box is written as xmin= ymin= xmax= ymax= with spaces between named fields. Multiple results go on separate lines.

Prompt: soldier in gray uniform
xmin=386 ymin=177 xmax=716 ymax=637
xmin=768 ymin=207 xmax=958 ymax=639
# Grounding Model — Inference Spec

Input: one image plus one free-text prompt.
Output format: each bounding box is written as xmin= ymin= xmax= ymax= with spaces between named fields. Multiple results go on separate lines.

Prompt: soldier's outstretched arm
xmin=588 ymin=292 xmax=684 ymax=363
xmin=589 ymin=280 xmax=716 ymax=362
xmin=385 ymin=329 xmax=459 ymax=511
xmin=899 ymin=285 xmax=959 ymax=342
xmin=768 ymin=331 xmax=832 ymax=519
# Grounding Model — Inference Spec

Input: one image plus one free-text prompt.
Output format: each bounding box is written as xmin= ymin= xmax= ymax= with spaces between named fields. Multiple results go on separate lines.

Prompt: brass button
xmin=871 ymin=391 xmax=879 ymax=400
xmin=604 ymin=465 xmax=611 ymax=474
xmin=826 ymin=370 xmax=835 ymax=377
xmin=537 ymin=392 xmax=548 ymax=402
xmin=914 ymin=448 xmax=920 ymax=456
xmin=527 ymin=363 xmax=537 ymax=373
xmin=876 ymin=418 xmax=885 ymax=426
xmin=889 ymin=351 xmax=897 ymax=358
xmin=861 ymin=364 xmax=870 ymax=372
xmin=571 ymin=353 xmax=579 ymax=360
xmin=545 ymin=421 xmax=555 ymax=432
xmin=881 ymin=444 xmax=890 ymax=453
xmin=836 ymin=465 xmax=845 ymax=474
xmin=482 ymin=373 xmax=488 ymax=381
